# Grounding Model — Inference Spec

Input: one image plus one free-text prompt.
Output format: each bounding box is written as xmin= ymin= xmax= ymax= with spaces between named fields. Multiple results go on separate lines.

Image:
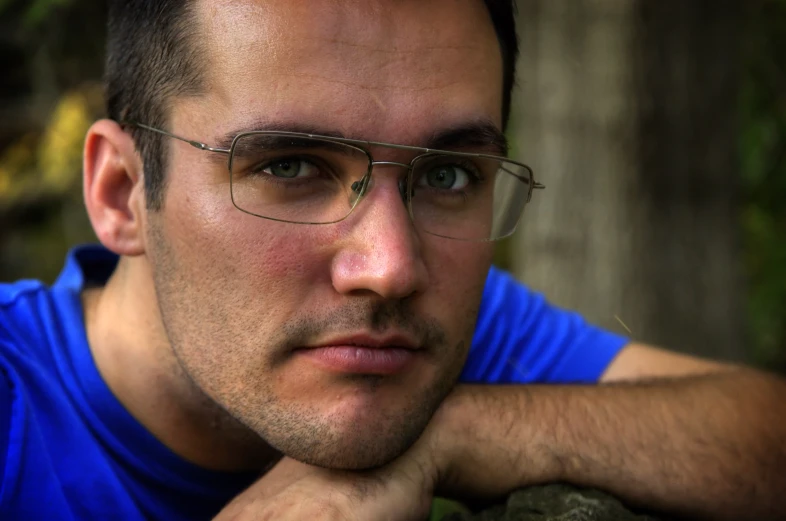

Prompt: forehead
xmin=182 ymin=0 xmax=504 ymax=144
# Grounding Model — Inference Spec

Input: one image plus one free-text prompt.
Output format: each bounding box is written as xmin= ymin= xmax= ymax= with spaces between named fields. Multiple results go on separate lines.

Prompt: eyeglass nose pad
xmin=397 ymin=177 xmax=412 ymax=202
xmin=349 ymin=174 xmax=372 ymax=208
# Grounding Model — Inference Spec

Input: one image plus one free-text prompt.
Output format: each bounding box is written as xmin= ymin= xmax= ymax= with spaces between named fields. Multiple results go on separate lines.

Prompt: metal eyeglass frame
xmin=123 ymin=121 xmax=545 ymax=241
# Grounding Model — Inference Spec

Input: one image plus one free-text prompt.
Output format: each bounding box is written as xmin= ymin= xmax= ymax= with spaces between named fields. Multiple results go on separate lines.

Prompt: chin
xmin=255 ymin=393 xmax=438 ymax=471
xmin=229 ymin=356 xmax=465 ymax=470
xmin=285 ymin=419 xmax=427 ymax=471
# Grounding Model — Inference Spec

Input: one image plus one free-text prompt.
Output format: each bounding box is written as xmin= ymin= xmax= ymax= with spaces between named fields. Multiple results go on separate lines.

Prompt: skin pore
xmin=83 ymin=0 xmax=502 ymax=472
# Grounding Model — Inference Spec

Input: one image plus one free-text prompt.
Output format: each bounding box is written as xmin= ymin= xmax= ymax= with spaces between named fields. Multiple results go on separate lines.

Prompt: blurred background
xmin=0 ymin=0 xmax=784 ymax=373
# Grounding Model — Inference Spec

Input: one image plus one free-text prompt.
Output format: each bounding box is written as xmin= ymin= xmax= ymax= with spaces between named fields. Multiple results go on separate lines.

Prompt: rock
xmin=442 ymin=484 xmax=668 ymax=521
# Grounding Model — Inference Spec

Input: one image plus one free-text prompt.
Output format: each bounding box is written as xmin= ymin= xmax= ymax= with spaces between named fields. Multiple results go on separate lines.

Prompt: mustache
xmin=277 ymin=299 xmax=448 ymax=351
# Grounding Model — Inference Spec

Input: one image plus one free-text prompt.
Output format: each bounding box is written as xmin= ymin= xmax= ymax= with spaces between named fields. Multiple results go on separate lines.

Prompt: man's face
xmin=147 ymin=0 xmax=502 ymax=469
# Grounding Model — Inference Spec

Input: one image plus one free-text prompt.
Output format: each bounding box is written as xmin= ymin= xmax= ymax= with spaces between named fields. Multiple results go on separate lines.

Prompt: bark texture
xmin=509 ymin=0 xmax=745 ymax=360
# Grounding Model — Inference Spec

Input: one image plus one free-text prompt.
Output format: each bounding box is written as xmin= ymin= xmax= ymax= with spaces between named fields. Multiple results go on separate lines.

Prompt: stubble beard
xmin=146 ymin=223 xmax=476 ymax=470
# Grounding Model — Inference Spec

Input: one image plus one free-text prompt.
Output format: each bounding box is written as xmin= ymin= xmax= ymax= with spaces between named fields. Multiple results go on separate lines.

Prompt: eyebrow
xmin=214 ymin=119 xmax=508 ymax=156
xmin=215 ymin=122 xmax=346 ymax=150
xmin=229 ymin=133 xmax=359 ymax=159
xmin=427 ymin=121 xmax=508 ymax=156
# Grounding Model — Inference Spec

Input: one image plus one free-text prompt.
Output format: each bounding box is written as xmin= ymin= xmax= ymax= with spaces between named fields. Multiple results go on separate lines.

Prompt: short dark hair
xmin=105 ymin=0 xmax=205 ymax=210
xmin=104 ymin=0 xmax=519 ymax=210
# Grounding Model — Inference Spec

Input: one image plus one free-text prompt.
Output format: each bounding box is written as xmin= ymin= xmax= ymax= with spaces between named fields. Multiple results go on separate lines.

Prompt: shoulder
xmin=0 ymin=276 xmax=75 ymax=432
xmin=0 ymin=282 xmax=40 ymax=506
xmin=0 ymin=344 xmax=18 ymax=475
xmin=0 ymin=277 xmax=56 ymax=420
xmin=468 ymin=267 xmax=628 ymax=383
xmin=0 ymin=279 xmax=74 ymax=511
xmin=477 ymin=266 xmax=542 ymax=327
xmin=0 ymin=278 xmax=56 ymax=362
xmin=0 ymin=275 xmax=84 ymax=405
xmin=0 ymin=280 xmax=46 ymax=307
xmin=0 ymin=278 xmax=44 ymax=371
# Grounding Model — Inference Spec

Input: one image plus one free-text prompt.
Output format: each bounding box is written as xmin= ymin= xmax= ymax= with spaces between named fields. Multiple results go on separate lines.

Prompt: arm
xmin=432 ymin=345 xmax=786 ymax=521
xmin=214 ymin=272 xmax=782 ymax=521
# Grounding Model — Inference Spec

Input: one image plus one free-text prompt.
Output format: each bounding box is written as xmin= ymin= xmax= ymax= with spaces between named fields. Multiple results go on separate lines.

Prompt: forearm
xmin=432 ymin=369 xmax=786 ymax=520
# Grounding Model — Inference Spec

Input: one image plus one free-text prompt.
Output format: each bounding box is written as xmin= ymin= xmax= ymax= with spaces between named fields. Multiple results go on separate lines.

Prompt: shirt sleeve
xmin=460 ymin=266 xmax=629 ymax=384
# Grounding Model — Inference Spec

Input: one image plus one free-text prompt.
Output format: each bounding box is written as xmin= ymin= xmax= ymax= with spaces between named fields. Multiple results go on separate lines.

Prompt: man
xmin=0 ymin=0 xmax=783 ymax=520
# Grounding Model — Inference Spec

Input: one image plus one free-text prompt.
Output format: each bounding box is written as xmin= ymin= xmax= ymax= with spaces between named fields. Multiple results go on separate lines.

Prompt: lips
xmin=308 ymin=333 xmax=421 ymax=351
xmin=295 ymin=333 xmax=421 ymax=375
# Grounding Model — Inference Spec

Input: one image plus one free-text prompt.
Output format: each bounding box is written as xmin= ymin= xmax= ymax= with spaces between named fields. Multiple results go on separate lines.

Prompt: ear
xmin=83 ymin=119 xmax=147 ymax=256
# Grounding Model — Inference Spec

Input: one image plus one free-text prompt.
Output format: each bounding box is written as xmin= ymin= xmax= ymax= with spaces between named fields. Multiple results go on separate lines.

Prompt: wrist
xmin=424 ymin=386 xmax=484 ymax=496
xmin=428 ymin=385 xmax=567 ymax=497
xmin=425 ymin=388 xmax=467 ymax=488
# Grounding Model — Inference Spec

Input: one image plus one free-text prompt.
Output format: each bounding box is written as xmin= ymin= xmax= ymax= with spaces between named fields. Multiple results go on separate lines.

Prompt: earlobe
xmin=83 ymin=119 xmax=146 ymax=256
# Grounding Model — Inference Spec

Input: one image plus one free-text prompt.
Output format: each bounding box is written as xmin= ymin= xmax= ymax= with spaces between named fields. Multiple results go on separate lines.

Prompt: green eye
xmin=250 ymin=158 xmax=321 ymax=179
xmin=269 ymin=159 xmax=304 ymax=178
xmin=424 ymin=165 xmax=470 ymax=190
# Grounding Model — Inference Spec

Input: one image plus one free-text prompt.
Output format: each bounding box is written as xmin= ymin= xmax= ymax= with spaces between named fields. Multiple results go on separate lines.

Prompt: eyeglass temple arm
xmin=122 ymin=122 xmax=231 ymax=155
xmin=499 ymin=164 xmax=546 ymax=191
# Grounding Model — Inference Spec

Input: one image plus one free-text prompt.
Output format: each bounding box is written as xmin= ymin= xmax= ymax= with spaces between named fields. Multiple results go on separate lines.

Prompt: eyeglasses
xmin=125 ymin=122 xmax=544 ymax=242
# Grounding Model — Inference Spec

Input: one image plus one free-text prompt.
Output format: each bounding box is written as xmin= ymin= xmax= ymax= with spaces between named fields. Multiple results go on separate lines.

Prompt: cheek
xmin=165 ymin=180 xmax=334 ymax=303
xmin=423 ymin=239 xmax=493 ymax=328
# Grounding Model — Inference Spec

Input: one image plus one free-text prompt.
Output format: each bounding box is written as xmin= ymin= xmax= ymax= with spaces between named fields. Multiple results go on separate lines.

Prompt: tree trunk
xmin=509 ymin=0 xmax=745 ymax=361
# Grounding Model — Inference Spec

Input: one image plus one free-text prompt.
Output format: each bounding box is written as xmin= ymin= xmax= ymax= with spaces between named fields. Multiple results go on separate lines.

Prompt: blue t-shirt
xmin=0 ymin=245 xmax=626 ymax=520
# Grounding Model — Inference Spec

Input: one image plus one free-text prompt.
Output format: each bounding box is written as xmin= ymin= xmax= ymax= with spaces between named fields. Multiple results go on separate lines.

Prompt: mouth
xmin=294 ymin=333 xmax=422 ymax=375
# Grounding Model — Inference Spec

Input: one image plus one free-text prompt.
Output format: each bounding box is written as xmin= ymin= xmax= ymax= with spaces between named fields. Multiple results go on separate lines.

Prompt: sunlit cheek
xmin=172 ymin=172 xmax=314 ymax=261
xmin=156 ymin=181 xmax=329 ymax=342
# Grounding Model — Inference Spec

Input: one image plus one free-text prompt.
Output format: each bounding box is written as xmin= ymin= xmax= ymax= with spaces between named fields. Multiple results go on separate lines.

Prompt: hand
xmin=213 ymin=431 xmax=440 ymax=521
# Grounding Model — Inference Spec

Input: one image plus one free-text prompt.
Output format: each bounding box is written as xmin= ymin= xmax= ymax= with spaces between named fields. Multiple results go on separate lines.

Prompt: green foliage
xmin=24 ymin=0 xmax=73 ymax=27
xmin=0 ymin=0 xmax=73 ymax=26
xmin=430 ymin=498 xmax=471 ymax=520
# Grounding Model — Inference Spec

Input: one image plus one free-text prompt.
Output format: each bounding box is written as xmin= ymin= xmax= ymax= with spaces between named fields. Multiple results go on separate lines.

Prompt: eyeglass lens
xmin=229 ymin=133 xmax=533 ymax=241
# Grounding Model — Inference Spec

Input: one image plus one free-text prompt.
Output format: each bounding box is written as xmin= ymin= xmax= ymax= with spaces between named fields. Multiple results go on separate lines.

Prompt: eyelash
xmin=247 ymin=155 xmax=332 ymax=178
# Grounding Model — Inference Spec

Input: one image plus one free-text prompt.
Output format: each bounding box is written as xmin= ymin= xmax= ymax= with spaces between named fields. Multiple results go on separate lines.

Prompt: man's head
xmin=86 ymin=0 xmax=518 ymax=470
xmin=104 ymin=0 xmax=518 ymax=211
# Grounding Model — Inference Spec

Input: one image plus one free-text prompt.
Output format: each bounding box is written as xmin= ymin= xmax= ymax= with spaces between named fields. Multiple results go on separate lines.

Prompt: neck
xmin=82 ymin=255 xmax=280 ymax=472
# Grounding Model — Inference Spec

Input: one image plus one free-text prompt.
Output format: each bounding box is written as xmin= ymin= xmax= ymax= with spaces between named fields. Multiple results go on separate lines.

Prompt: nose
xmin=330 ymin=171 xmax=429 ymax=300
